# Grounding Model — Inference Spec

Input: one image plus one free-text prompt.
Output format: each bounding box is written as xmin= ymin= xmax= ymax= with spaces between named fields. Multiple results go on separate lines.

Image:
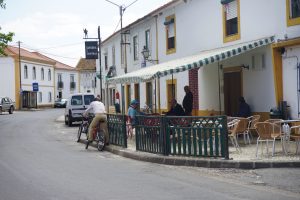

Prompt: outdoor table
xmin=273 ymin=119 xmax=300 ymax=155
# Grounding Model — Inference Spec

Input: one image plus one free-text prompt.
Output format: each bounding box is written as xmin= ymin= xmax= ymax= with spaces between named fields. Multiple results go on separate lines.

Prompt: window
xmin=165 ymin=15 xmax=176 ymax=54
xmin=48 ymin=69 xmax=51 ymax=81
xmin=32 ymin=66 xmax=36 ymax=80
xmin=70 ymin=74 xmax=75 ymax=90
xmin=58 ymin=74 xmax=63 ymax=89
xmin=48 ymin=92 xmax=52 ymax=102
xmin=109 ymin=88 xmax=115 ymax=106
xmin=133 ymin=35 xmax=139 ymax=61
xmin=38 ymin=92 xmax=42 ymax=103
xmin=145 ymin=29 xmax=150 ymax=50
xmin=112 ymin=46 xmax=115 ymax=66
xmin=287 ymin=0 xmax=300 ymax=26
xmin=104 ymin=54 xmax=108 ymax=70
xmin=41 ymin=68 xmax=44 ymax=80
xmin=24 ymin=65 xmax=28 ymax=79
xmin=222 ymin=0 xmax=240 ymax=43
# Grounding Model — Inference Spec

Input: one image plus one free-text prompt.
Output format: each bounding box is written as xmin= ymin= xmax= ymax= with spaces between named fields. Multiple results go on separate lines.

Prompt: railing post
xmin=162 ymin=116 xmax=170 ymax=156
xmin=123 ymin=114 xmax=127 ymax=148
xmin=223 ymin=116 xmax=229 ymax=159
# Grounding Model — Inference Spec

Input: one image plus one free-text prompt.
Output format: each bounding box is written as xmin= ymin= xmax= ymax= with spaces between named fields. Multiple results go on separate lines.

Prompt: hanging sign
xmin=85 ymin=41 xmax=98 ymax=59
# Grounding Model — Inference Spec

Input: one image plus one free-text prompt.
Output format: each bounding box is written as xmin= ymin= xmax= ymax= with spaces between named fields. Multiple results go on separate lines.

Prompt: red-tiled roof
xmin=32 ymin=52 xmax=76 ymax=71
xmin=75 ymin=58 xmax=96 ymax=71
xmin=5 ymin=46 xmax=55 ymax=64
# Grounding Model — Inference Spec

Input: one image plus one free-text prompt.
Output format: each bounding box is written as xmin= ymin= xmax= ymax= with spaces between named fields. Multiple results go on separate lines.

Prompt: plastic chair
xmin=254 ymin=122 xmax=281 ymax=157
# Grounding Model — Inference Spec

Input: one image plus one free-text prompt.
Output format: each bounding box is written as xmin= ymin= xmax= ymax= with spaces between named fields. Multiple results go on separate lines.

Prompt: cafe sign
xmin=85 ymin=41 xmax=98 ymax=59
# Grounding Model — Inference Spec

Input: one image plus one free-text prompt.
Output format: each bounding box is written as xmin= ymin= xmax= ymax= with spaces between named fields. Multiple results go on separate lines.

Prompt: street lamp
xmin=141 ymin=46 xmax=158 ymax=64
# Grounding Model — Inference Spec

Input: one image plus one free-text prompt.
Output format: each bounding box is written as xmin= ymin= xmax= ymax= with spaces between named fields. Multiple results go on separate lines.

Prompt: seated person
xmin=237 ymin=96 xmax=251 ymax=118
xmin=163 ymin=99 xmax=185 ymax=116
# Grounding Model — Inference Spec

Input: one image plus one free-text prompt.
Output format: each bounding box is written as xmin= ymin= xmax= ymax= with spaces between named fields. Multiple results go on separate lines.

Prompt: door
xmin=224 ymin=70 xmax=242 ymax=116
xmin=134 ymin=83 xmax=140 ymax=105
xmin=146 ymin=82 xmax=153 ymax=107
xmin=166 ymin=80 xmax=176 ymax=110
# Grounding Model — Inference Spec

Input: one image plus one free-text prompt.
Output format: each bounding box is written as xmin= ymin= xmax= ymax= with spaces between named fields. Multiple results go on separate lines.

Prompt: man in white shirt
xmin=84 ymin=96 xmax=109 ymax=149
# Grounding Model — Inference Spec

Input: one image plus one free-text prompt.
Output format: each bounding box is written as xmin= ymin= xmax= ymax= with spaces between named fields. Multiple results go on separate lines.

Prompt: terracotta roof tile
xmin=75 ymin=58 xmax=96 ymax=71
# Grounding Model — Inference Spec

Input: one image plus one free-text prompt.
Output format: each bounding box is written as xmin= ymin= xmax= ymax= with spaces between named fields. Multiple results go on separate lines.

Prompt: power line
xmin=113 ymin=18 xmax=121 ymax=33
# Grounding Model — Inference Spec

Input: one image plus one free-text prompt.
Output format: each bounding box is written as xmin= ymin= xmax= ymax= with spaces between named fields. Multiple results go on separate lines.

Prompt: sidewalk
xmin=56 ymin=115 xmax=300 ymax=169
xmin=103 ymin=137 xmax=300 ymax=169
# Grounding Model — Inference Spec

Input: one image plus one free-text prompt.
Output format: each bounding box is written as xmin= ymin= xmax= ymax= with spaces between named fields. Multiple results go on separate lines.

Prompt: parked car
xmin=0 ymin=97 xmax=15 ymax=114
xmin=64 ymin=93 xmax=95 ymax=126
xmin=54 ymin=98 xmax=68 ymax=108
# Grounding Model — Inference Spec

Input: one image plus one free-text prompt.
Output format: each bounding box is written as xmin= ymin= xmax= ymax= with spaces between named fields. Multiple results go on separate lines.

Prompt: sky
xmin=0 ymin=0 xmax=172 ymax=67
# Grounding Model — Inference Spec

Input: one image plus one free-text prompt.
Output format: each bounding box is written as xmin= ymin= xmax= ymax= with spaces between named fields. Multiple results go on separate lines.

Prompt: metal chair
xmin=228 ymin=119 xmax=241 ymax=152
xmin=254 ymin=122 xmax=281 ymax=157
xmin=236 ymin=117 xmax=251 ymax=144
xmin=246 ymin=115 xmax=261 ymax=139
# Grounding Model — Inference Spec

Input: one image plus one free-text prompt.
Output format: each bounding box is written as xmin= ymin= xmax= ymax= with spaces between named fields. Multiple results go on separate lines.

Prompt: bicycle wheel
xmin=96 ymin=130 xmax=105 ymax=151
xmin=77 ymin=124 xmax=83 ymax=142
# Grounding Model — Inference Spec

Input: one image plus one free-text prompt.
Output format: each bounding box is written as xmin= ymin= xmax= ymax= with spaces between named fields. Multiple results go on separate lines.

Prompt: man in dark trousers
xmin=182 ymin=85 xmax=193 ymax=116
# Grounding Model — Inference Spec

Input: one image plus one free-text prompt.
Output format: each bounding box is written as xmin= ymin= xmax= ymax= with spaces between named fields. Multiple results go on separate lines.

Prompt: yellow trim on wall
xmin=286 ymin=0 xmax=300 ymax=26
xmin=14 ymin=59 xmax=21 ymax=110
xmin=125 ymin=84 xmax=130 ymax=112
xmin=222 ymin=0 xmax=241 ymax=43
xmin=165 ymin=14 xmax=176 ymax=55
xmin=271 ymin=38 xmax=300 ymax=107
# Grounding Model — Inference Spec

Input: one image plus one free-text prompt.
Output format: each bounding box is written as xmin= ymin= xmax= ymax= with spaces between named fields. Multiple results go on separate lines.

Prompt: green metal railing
xmin=135 ymin=115 xmax=229 ymax=159
xmin=135 ymin=115 xmax=167 ymax=154
xmin=107 ymin=114 xmax=127 ymax=148
xmin=165 ymin=116 xmax=228 ymax=158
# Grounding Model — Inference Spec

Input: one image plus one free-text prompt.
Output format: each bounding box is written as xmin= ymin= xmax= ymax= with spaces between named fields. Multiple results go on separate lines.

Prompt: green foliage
xmin=0 ymin=0 xmax=14 ymax=56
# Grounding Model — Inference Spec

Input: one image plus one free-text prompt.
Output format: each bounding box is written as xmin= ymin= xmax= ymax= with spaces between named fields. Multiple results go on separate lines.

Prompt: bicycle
xmin=85 ymin=116 xmax=106 ymax=151
xmin=77 ymin=114 xmax=93 ymax=143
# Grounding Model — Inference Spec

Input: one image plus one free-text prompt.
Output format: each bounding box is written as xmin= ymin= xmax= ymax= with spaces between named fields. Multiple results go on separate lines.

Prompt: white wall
xmin=282 ymin=45 xmax=300 ymax=119
xmin=55 ymin=69 xmax=79 ymax=99
xmin=0 ymin=57 xmax=16 ymax=100
xmin=21 ymin=60 xmax=55 ymax=105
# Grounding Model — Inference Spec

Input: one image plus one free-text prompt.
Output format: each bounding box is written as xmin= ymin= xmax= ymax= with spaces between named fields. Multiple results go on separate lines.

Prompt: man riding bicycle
xmin=83 ymin=96 xmax=109 ymax=149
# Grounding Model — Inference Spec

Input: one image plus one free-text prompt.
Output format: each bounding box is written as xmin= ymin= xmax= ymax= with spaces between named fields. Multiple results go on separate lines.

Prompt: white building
xmin=76 ymin=58 xmax=97 ymax=95
xmin=100 ymin=0 xmax=300 ymax=120
xmin=0 ymin=46 xmax=80 ymax=109
xmin=33 ymin=52 xmax=79 ymax=100
xmin=1 ymin=46 xmax=56 ymax=109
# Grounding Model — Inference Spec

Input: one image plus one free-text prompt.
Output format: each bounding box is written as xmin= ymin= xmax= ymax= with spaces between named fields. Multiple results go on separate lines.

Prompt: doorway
xmin=223 ymin=67 xmax=242 ymax=116
xmin=166 ymin=79 xmax=177 ymax=110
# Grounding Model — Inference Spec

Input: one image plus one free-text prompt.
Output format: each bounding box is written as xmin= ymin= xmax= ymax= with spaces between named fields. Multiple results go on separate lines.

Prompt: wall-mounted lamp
xmin=141 ymin=46 xmax=158 ymax=64
xmin=241 ymin=64 xmax=249 ymax=70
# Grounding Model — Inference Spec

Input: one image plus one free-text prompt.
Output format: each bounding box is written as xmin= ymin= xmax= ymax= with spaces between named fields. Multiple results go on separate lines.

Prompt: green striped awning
xmin=107 ymin=36 xmax=275 ymax=84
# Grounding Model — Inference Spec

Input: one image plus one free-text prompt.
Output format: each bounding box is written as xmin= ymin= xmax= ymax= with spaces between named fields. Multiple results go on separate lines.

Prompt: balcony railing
xmin=57 ymin=81 xmax=64 ymax=89
xmin=70 ymin=82 xmax=76 ymax=90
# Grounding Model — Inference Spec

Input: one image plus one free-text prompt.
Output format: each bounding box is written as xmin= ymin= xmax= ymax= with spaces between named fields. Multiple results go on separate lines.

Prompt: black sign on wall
xmin=85 ymin=41 xmax=98 ymax=59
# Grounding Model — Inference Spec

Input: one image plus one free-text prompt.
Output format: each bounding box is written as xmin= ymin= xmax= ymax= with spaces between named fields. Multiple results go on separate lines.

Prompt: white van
xmin=64 ymin=93 xmax=95 ymax=126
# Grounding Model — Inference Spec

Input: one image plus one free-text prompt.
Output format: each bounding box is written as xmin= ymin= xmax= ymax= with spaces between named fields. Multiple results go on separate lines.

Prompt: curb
xmin=104 ymin=145 xmax=300 ymax=169
xmin=78 ymin=139 xmax=300 ymax=169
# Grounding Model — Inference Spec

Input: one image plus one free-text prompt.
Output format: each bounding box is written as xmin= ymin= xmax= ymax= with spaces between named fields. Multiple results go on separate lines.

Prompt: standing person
xmin=237 ymin=96 xmax=251 ymax=118
xmin=182 ymin=85 xmax=193 ymax=116
xmin=84 ymin=96 xmax=109 ymax=149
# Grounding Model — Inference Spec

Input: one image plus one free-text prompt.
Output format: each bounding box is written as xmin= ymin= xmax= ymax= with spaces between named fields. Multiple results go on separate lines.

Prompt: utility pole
xmin=18 ymin=41 xmax=22 ymax=110
xmin=98 ymin=26 xmax=102 ymax=99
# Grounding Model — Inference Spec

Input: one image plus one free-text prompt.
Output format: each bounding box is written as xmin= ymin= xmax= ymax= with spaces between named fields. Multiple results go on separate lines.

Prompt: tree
xmin=0 ymin=0 xmax=14 ymax=55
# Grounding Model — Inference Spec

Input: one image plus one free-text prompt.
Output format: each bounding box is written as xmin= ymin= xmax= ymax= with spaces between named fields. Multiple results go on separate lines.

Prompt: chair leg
xmin=272 ymin=138 xmax=276 ymax=157
xmin=256 ymin=139 xmax=259 ymax=158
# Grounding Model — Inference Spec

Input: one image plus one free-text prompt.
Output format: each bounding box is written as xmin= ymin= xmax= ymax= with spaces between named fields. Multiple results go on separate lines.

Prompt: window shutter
xmin=225 ymin=0 xmax=237 ymax=20
xmin=168 ymin=23 xmax=175 ymax=38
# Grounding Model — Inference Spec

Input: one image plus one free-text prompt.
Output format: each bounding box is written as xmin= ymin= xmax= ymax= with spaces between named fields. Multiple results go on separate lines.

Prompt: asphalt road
xmin=0 ymin=109 xmax=299 ymax=200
